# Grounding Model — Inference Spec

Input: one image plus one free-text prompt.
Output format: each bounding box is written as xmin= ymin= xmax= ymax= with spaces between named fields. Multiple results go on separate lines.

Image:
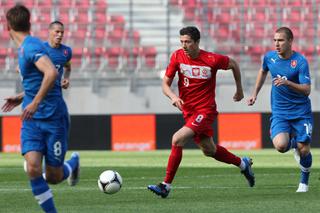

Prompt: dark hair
xmin=179 ymin=26 xmax=200 ymax=42
xmin=6 ymin=4 xmax=31 ymax=32
xmin=276 ymin=27 xmax=294 ymax=40
xmin=49 ymin=20 xmax=64 ymax=29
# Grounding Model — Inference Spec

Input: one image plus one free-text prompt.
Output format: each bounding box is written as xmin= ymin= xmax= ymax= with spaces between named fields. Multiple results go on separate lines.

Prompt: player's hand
xmin=1 ymin=96 xmax=23 ymax=112
xmin=247 ymin=96 xmax=257 ymax=106
xmin=61 ymin=78 xmax=70 ymax=89
xmin=273 ymin=76 xmax=288 ymax=87
xmin=21 ymin=101 xmax=38 ymax=120
xmin=171 ymin=96 xmax=184 ymax=111
xmin=233 ymin=90 xmax=244 ymax=102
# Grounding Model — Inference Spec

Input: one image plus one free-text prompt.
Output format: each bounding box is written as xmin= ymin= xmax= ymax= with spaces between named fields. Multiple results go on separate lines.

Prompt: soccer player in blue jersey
xmin=45 ymin=21 xmax=72 ymax=90
xmin=247 ymin=27 xmax=313 ymax=192
xmin=2 ymin=5 xmax=79 ymax=212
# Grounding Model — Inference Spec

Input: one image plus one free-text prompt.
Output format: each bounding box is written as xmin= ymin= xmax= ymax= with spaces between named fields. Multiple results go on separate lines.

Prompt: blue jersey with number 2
xmin=262 ymin=50 xmax=312 ymax=119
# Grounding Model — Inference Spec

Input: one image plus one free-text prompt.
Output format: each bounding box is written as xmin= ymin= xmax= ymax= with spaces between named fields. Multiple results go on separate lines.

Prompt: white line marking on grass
xmin=0 ymin=185 xmax=298 ymax=192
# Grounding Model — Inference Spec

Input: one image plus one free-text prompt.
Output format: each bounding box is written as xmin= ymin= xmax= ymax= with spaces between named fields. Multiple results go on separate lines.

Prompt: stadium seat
xmin=124 ymin=30 xmax=140 ymax=47
xmin=37 ymin=0 xmax=53 ymax=7
xmin=107 ymin=15 xmax=125 ymax=31
xmin=57 ymin=8 xmax=71 ymax=24
xmin=95 ymin=0 xmax=108 ymax=8
xmin=0 ymin=48 xmax=7 ymax=71
xmin=71 ymin=47 xmax=86 ymax=71
xmin=141 ymin=46 xmax=157 ymax=69
xmin=104 ymin=47 xmax=124 ymax=71
xmin=124 ymin=47 xmax=140 ymax=70
xmin=70 ymin=9 xmax=90 ymax=24
xmin=106 ymin=29 xmax=124 ymax=46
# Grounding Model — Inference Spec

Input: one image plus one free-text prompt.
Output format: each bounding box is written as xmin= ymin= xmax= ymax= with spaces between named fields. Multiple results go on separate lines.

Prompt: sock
xmin=164 ymin=145 xmax=183 ymax=184
xmin=30 ymin=176 xmax=57 ymax=213
xmin=299 ymin=152 xmax=312 ymax=184
xmin=62 ymin=155 xmax=78 ymax=180
xmin=213 ymin=145 xmax=241 ymax=167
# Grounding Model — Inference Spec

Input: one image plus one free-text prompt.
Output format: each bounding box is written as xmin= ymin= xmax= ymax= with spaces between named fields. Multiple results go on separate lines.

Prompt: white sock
xmin=162 ymin=182 xmax=171 ymax=189
xmin=239 ymin=159 xmax=246 ymax=171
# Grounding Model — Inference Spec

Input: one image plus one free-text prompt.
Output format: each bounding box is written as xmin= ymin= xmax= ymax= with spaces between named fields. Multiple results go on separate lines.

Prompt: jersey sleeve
xmin=262 ymin=54 xmax=269 ymax=72
xmin=67 ymin=46 xmax=72 ymax=62
xmin=214 ymin=54 xmax=229 ymax=70
xmin=298 ymin=59 xmax=311 ymax=84
xmin=165 ymin=51 xmax=179 ymax=78
xmin=24 ymin=41 xmax=47 ymax=64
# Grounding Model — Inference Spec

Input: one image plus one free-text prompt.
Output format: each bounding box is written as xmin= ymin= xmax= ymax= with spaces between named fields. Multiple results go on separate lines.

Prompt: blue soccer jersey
xmin=18 ymin=35 xmax=67 ymax=119
xmin=43 ymin=42 xmax=72 ymax=88
xmin=262 ymin=50 xmax=312 ymax=119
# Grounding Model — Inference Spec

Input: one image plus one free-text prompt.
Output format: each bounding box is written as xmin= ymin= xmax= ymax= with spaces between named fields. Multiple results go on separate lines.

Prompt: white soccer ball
xmin=98 ymin=170 xmax=123 ymax=194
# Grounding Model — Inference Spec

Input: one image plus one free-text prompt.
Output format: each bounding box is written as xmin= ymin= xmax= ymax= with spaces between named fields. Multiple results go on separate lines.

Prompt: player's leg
xmin=22 ymin=119 xmax=57 ymax=213
xmin=44 ymin=116 xmax=79 ymax=186
xmin=271 ymin=117 xmax=294 ymax=153
xmin=197 ymin=137 xmax=255 ymax=187
xmin=148 ymin=126 xmax=194 ymax=198
xmin=25 ymin=151 xmax=57 ymax=213
xmin=293 ymin=118 xmax=313 ymax=192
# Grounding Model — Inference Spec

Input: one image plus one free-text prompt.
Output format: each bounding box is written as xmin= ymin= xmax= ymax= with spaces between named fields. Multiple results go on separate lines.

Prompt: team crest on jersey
xmin=63 ymin=49 xmax=68 ymax=57
xmin=202 ymin=68 xmax=209 ymax=77
xmin=192 ymin=68 xmax=200 ymax=76
xmin=291 ymin=60 xmax=297 ymax=68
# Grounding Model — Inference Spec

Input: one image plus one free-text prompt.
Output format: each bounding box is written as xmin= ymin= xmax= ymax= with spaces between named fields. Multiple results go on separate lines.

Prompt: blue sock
xmin=299 ymin=152 xmax=312 ymax=184
xmin=62 ymin=155 xmax=78 ymax=180
xmin=30 ymin=176 xmax=57 ymax=213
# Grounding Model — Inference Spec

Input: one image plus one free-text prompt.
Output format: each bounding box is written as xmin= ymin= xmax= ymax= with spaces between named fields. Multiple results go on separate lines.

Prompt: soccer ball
xmin=98 ymin=170 xmax=123 ymax=194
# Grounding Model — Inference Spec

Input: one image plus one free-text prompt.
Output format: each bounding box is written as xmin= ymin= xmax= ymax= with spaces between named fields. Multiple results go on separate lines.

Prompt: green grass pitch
xmin=0 ymin=149 xmax=319 ymax=213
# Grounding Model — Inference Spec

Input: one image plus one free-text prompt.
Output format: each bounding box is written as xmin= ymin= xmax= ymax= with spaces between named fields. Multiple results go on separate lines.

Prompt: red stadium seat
xmin=124 ymin=30 xmax=140 ymax=47
xmin=106 ymin=29 xmax=124 ymax=46
xmin=96 ymin=0 xmax=108 ymax=8
xmin=141 ymin=46 xmax=157 ymax=69
xmin=0 ymin=48 xmax=7 ymax=71
xmin=124 ymin=47 xmax=140 ymax=69
xmin=57 ymin=8 xmax=71 ymax=24
xmin=37 ymin=0 xmax=53 ymax=7
xmin=104 ymin=47 xmax=124 ymax=71
xmin=107 ymin=15 xmax=125 ymax=31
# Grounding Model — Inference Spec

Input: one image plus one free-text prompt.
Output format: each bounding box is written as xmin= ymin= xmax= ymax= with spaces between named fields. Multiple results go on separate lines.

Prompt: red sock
xmin=213 ymin=145 xmax=241 ymax=166
xmin=164 ymin=145 xmax=183 ymax=184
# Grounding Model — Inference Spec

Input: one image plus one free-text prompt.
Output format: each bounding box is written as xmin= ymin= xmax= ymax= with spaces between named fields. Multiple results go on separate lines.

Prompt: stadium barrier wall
xmin=1 ymin=112 xmax=319 ymax=152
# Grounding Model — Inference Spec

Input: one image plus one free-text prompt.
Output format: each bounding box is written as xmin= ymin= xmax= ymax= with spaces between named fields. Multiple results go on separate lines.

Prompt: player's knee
xmin=27 ymin=165 xmax=42 ymax=178
xmin=275 ymin=146 xmax=287 ymax=153
xmin=171 ymin=134 xmax=183 ymax=146
xmin=202 ymin=149 xmax=214 ymax=157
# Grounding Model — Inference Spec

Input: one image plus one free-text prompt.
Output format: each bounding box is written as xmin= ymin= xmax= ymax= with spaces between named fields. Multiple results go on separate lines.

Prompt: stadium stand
xmin=0 ymin=0 xmax=319 ymax=82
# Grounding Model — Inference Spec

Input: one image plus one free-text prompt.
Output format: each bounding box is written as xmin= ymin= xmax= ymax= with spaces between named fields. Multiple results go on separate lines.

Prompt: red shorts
xmin=183 ymin=110 xmax=217 ymax=144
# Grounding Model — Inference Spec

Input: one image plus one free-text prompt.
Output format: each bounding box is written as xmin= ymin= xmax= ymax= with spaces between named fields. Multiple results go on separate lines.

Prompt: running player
xmin=247 ymin=27 xmax=313 ymax=192
xmin=148 ymin=26 xmax=255 ymax=198
xmin=2 ymin=5 xmax=79 ymax=212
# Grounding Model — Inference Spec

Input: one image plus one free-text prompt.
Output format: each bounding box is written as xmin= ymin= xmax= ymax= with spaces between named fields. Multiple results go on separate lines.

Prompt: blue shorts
xmin=21 ymin=114 xmax=69 ymax=167
xmin=270 ymin=116 xmax=313 ymax=143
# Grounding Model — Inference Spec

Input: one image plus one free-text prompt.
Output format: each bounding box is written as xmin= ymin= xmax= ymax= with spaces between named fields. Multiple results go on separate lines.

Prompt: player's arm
xmin=61 ymin=61 xmax=71 ymax=89
xmin=1 ymin=92 xmax=24 ymax=112
xmin=273 ymin=78 xmax=310 ymax=96
xmin=22 ymin=55 xmax=57 ymax=120
xmin=247 ymin=68 xmax=268 ymax=106
xmin=162 ymin=75 xmax=184 ymax=111
xmin=226 ymin=57 xmax=244 ymax=102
